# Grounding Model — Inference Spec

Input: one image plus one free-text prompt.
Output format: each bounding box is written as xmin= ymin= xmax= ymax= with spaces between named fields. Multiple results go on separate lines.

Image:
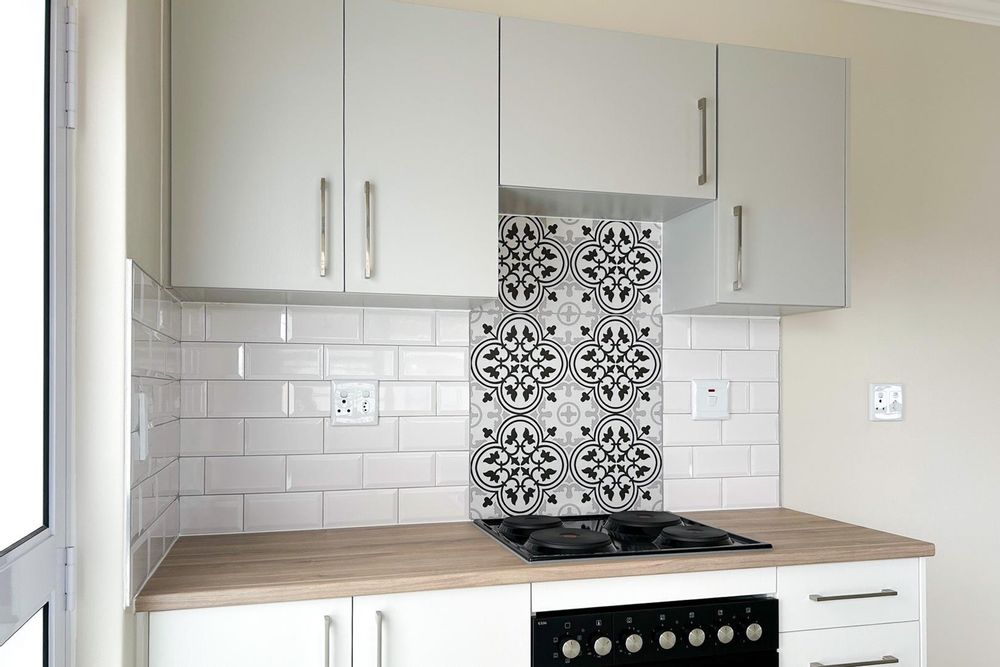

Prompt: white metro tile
xmin=398 ymin=347 xmax=469 ymax=381
xmin=664 ymin=350 xmax=721 ymax=381
xmin=364 ymin=309 xmax=435 ymax=345
xmin=148 ymin=419 xmax=180 ymax=460
xmin=399 ymin=416 xmax=469 ymax=451
xmin=324 ymin=345 xmax=397 ymax=379
xmin=750 ymin=445 xmax=781 ymax=476
xmin=180 ymin=418 xmax=244 ymax=456
xmin=287 ymin=306 xmax=363 ymax=344
xmin=131 ymin=322 xmax=154 ymax=377
xmin=288 ymin=381 xmax=331 ymax=417
xmin=722 ymin=351 xmax=779 ymax=381
xmin=662 ymin=316 xmax=691 ymax=349
xmin=134 ymin=268 xmax=158 ymax=330
xmin=729 ymin=382 xmax=750 ymax=414
xmin=662 ymin=447 xmax=692 ymax=479
xmin=663 ymin=382 xmax=691 ymax=414
xmin=693 ymin=446 xmax=750 ymax=478
xmin=204 ymin=456 xmax=285 ymax=494
xmin=131 ymin=539 xmax=148 ymax=595
xmin=324 ymin=489 xmax=397 ymax=528
xmin=749 ymin=318 xmax=780 ymax=351
xmin=208 ymin=381 xmax=288 ymax=418
xmin=364 ymin=452 xmax=435 ymax=488
xmin=245 ymin=344 xmax=322 ymax=380
xmin=180 ymin=381 xmax=207 ymax=418
xmin=245 ymin=418 xmax=324 ymax=455
xmin=244 ymin=493 xmax=323 ymax=532
xmin=158 ymin=290 xmax=182 ymax=340
xmin=180 ymin=495 xmax=243 ymax=535
xmin=435 ymin=311 xmax=470 ymax=346
xmin=722 ymin=414 xmax=780 ymax=445
xmin=325 ymin=417 xmax=399 ymax=453
xmin=205 ymin=304 xmax=285 ymax=342
xmin=179 ymin=457 xmax=205 ymax=496
xmin=436 ymin=382 xmax=470 ymax=415
xmin=181 ymin=303 xmax=206 ymax=341
xmin=691 ymin=317 xmax=749 ymax=350
xmin=435 ymin=452 xmax=470 ymax=486
xmin=749 ymin=383 xmax=780 ymax=413
xmin=379 ymin=382 xmax=435 ymax=416
xmin=663 ymin=415 xmax=721 ymax=445
xmin=181 ymin=342 xmax=244 ymax=380
xmin=286 ymin=454 xmax=364 ymax=491
xmin=723 ymin=476 xmax=780 ymax=509
xmin=664 ymin=478 xmax=722 ymax=511
xmin=398 ymin=486 xmax=469 ymax=524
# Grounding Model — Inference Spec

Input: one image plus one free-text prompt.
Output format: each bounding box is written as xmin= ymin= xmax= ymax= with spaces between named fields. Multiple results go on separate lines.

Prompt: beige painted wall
xmin=412 ymin=0 xmax=999 ymax=664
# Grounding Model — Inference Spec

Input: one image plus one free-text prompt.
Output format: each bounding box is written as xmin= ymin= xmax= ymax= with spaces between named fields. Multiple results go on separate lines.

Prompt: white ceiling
xmin=841 ymin=0 xmax=1000 ymax=26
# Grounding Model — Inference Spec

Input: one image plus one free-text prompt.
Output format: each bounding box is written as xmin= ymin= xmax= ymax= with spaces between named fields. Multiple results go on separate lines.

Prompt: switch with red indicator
xmin=691 ymin=379 xmax=731 ymax=420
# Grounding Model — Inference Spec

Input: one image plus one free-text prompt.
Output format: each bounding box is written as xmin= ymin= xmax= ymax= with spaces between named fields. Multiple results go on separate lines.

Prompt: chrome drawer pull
xmin=810 ymin=656 xmax=899 ymax=667
xmin=364 ymin=180 xmax=373 ymax=279
xmin=697 ymin=97 xmax=708 ymax=185
xmin=732 ymin=205 xmax=744 ymax=291
xmin=375 ymin=610 xmax=383 ymax=667
xmin=809 ymin=589 xmax=898 ymax=602
xmin=323 ymin=615 xmax=333 ymax=667
xmin=319 ymin=178 xmax=329 ymax=277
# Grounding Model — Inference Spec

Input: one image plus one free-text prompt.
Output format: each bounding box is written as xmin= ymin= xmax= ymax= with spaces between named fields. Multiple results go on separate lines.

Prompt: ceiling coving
xmin=842 ymin=0 xmax=1000 ymax=26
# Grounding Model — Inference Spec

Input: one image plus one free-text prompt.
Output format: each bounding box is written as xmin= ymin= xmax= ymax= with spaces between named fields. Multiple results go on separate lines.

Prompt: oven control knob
xmin=658 ymin=630 xmax=677 ymax=650
xmin=746 ymin=623 xmax=764 ymax=642
xmin=593 ymin=636 xmax=613 ymax=656
xmin=624 ymin=633 xmax=644 ymax=654
xmin=561 ymin=639 xmax=581 ymax=660
xmin=688 ymin=628 xmax=706 ymax=647
xmin=717 ymin=625 xmax=735 ymax=644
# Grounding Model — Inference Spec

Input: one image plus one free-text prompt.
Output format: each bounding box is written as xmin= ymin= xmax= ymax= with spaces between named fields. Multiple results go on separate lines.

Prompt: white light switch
xmin=692 ymin=379 xmax=731 ymax=421
xmin=870 ymin=383 xmax=903 ymax=421
xmin=331 ymin=380 xmax=379 ymax=426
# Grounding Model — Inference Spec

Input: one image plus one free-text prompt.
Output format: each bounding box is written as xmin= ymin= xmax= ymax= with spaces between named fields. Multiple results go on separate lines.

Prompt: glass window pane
xmin=0 ymin=0 xmax=48 ymax=553
xmin=0 ymin=605 xmax=45 ymax=667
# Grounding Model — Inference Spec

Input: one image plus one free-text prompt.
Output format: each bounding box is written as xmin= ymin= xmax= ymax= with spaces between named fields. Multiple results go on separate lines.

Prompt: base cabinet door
xmin=779 ymin=621 xmax=920 ymax=667
xmin=149 ymin=598 xmax=352 ymax=667
xmin=353 ymin=585 xmax=531 ymax=667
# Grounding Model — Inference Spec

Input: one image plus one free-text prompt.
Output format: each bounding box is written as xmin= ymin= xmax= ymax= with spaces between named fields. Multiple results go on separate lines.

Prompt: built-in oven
xmin=531 ymin=596 xmax=778 ymax=666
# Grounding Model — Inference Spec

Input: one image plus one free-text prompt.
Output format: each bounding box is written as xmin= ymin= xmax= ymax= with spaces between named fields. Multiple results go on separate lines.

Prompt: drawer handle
xmin=697 ymin=97 xmax=708 ymax=185
xmin=810 ymin=656 xmax=899 ymax=667
xmin=375 ymin=609 xmax=384 ymax=667
xmin=319 ymin=178 xmax=329 ymax=277
xmin=809 ymin=588 xmax=898 ymax=602
xmin=732 ymin=205 xmax=744 ymax=291
xmin=324 ymin=615 xmax=333 ymax=667
xmin=364 ymin=180 xmax=373 ymax=279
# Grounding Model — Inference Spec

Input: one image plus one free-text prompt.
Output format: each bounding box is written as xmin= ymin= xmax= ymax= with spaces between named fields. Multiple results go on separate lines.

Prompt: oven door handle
xmin=810 ymin=656 xmax=899 ymax=667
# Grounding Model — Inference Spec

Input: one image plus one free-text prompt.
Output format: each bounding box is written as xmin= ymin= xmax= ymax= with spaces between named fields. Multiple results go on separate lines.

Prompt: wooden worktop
xmin=135 ymin=508 xmax=934 ymax=612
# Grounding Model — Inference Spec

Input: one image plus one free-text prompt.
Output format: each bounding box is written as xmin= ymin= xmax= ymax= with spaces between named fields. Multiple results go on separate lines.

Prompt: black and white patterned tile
xmin=471 ymin=216 xmax=663 ymax=518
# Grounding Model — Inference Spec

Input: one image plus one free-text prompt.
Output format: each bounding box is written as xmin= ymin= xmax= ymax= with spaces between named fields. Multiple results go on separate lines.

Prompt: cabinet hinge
xmin=65 ymin=546 xmax=77 ymax=612
xmin=64 ymin=5 xmax=78 ymax=129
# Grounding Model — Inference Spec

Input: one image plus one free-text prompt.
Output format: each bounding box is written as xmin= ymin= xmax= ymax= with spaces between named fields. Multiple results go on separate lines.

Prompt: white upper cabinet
xmin=171 ymin=0 xmax=345 ymax=292
xmin=344 ymin=0 xmax=499 ymax=298
xmin=500 ymin=18 xmax=716 ymax=201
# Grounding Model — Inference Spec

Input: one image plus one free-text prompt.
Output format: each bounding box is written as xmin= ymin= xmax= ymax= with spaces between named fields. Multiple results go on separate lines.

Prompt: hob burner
xmin=655 ymin=524 xmax=734 ymax=548
xmin=606 ymin=510 xmax=683 ymax=541
xmin=497 ymin=514 xmax=563 ymax=543
xmin=524 ymin=527 xmax=614 ymax=555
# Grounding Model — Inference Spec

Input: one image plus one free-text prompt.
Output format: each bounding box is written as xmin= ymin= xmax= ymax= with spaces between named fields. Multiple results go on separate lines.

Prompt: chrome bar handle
xmin=375 ymin=610 xmax=383 ymax=667
xmin=319 ymin=178 xmax=328 ymax=277
xmin=810 ymin=656 xmax=899 ymax=667
xmin=364 ymin=180 xmax=373 ymax=279
xmin=698 ymin=97 xmax=708 ymax=185
xmin=732 ymin=205 xmax=744 ymax=291
xmin=810 ymin=589 xmax=898 ymax=602
xmin=323 ymin=615 xmax=333 ymax=667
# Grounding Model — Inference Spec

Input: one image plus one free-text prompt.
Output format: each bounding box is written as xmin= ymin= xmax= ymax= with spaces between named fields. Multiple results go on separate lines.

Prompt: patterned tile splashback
xmin=470 ymin=217 xmax=664 ymax=517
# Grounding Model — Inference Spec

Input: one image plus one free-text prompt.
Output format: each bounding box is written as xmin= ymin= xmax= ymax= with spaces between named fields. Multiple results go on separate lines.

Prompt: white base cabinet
xmin=779 ymin=622 xmax=920 ymax=667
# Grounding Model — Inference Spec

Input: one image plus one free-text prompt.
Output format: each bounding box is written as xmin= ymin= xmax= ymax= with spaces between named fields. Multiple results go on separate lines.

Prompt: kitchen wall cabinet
xmin=148 ymin=597 xmax=352 ymax=667
xmin=663 ymin=45 xmax=847 ymax=315
xmin=171 ymin=0 xmax=345 ymax=293
xmin=344 ymin=0 xmax=499 ymax=298
xmin=500 ymin=17 xmax=716 ymax=219
xmin=352 ymin=585 xmax=531 ymax=667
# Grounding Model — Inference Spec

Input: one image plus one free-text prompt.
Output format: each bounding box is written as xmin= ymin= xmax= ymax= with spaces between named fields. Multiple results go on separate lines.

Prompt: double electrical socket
xmin=331 ymin=380 xmax=379 ymax=426
xmin=869 ymin=383 xmax=903 ymax=421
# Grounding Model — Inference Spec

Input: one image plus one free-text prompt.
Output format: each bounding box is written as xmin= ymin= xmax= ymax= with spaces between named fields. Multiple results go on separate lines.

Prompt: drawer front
xmin=779 ymin=621 xmax=919 ymax=667
xmin=778 ymin=559 xmax=919 ymax=632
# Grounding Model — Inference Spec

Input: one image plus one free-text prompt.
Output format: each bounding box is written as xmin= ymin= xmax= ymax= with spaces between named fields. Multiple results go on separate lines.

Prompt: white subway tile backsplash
xmin=204 ymin=456 xmax=285 ymax=494
xmin=664 ymin=478 xmax=722 ymax=511
xmin=662 ymin=316 xmax=691 ymax=349
xmin=722 ymin=476 xmax=780 ymax=508
xmin=398 ymin=347 xmax=469 ymax=380
xmin=364 ymin=452 xmax=436 ymax=488
xmin=691 ymin=317 xmax=749 ymax=350
xmin=246 ymin=344 xmax=322 ymax=380
xmin=288 ymin=381 xmax=330 ymax=417
xmin=208 ymin=381 xmax=288 ymax=418
xmin=663 ymin=382 xmax=691 ymax=414
xmin=325 ymin=417 xmax=399 ymax=453
xmin=435 ymin=311 xmax=471 ymax=346
xmin=286 ymin=454 xmax=364 ymax=491
xmin=180 ymin=495 xmax=244 ymax=534
xmin=364 ymin=309 xmax=435 ymax=345
xmin=181 ymin=342 xmax=244 ymax=380
xmin=693 ymin=446 xmax=750 ymax=478
xmin=379 ymin=382 xmax=435 ymax=416
xmin=179 ymin=457 xmax=205 ymax=496
xmin=287 ymin=306 xmax=363 ymax=344
xmin=435 ymin=452 xmax=470 ymax=486
xmin=662 ymin=447 xmax=693 ymax=479
xmin=749 ymin=382 xmax=780 ymax=413
xmin=180 ymin=418 xmax=244 ymax=456
xmin=749 ymin=318 xmax=780 ymax=350
xmin=181 ymin=303 xmax=206 ymax=341
xmin=664 ymin=415 xmax=721 ymax=445
xmin=148 ymin=419 xmax=180 ymax=460
xmin=206 ymin=304 xmax=285 ymax=342
xmin=180 ymin=380 xmax=207 ymax=417
xmin=722 ymin=413 xmax=780 ymax=445
xmin=750 ymin=445 xmax=781 ymax=476
xmin=244 ymin=493 xmax=323 ymax=532
xmin=436 ymin=382 xmax=470 ymax=415
xmin=729 ymin=382 xmax=750 ymax=414
xmin=131 ymin=540 xmax=149 ymax=596
xmin=722 ymin=351 xmax=779 ymax=381
xmin=663 ymin=350 xmax=721 ymax=381
xmin=324 ymin=489 xmax=397 ymax=528
xmin=398 ymin=417 xmax=469 ymax=451
xmin=245 ymin=418 xmax=324 ymax=455
xmin=324 ymin=345 xmax=397 ymax=379
xmin=398 ymin=486 xmax=468 ymax=524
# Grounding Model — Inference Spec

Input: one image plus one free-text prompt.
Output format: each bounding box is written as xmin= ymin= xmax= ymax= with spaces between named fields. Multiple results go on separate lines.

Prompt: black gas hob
xmin=474 ymin=511 xmax=771 ymax=562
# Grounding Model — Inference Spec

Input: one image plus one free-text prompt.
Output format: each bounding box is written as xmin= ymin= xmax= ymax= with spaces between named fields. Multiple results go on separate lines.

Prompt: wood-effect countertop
xmin=135 ymin=508 xmax=934 ymax=612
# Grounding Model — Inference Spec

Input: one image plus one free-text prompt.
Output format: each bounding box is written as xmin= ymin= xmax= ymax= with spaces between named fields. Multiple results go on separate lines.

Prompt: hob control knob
xmin=688 ymin=628 xmax=706 ymax=647
xmin=658 ymin=630 xmax=677 ymax=650
xmin=717 ymin=625 xmax=735 ymax=644
xmin=593 ymin=636 xmax=613 ymax=657
xmin=561 ymin=639 xmax=581 ymax=660
xmin=746 ymin=623 xmax=764 ymax=642
xmin=624 ymin=633 xmax=644 ymax=654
